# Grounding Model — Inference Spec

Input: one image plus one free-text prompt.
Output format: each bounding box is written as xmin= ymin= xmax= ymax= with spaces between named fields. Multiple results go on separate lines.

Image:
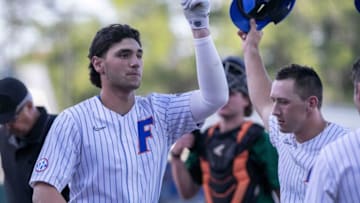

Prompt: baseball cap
xmin=356 ymin=0 xmax=360 ymax=12
xmin=229 ymin=0 xmax=296 ymax=33
xmin=222 ymin=56 xmax=248 ymax=95
xmin=0 ymin=77 xmax=29 ymax=124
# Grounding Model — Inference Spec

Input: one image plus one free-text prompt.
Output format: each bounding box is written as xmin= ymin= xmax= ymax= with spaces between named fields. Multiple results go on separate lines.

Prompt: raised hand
xmin=181 ymin=0 xmax=210 ymax=29
xmin=237 ymin=19 xmax=263 ymax=52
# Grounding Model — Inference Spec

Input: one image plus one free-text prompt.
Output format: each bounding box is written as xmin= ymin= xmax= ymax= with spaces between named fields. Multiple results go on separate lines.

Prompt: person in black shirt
xmin=0 ymin=77 xmax=69 ymax=203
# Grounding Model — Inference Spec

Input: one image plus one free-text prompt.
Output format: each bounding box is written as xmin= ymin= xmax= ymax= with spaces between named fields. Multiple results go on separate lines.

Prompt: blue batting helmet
xmin=230 ymin=0 xmax=296 ymax=33
xmin=356 ymin=0 xmax=360 ymax=12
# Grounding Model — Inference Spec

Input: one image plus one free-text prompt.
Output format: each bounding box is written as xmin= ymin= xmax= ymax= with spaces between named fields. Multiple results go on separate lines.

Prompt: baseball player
xmin=237 ymin=19 xmax=349 ymax=202
xmin=304 ymin=58 xmax=360 ymax=203
xmin=170 ymin=56 xmax=280 ymax=203
xmin=28 ymin=0 xmax=229 ymax=202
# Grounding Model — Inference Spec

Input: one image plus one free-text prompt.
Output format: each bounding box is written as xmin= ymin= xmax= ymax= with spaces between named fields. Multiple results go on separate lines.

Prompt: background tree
xmin=1 ymin=0 xmax=360 ymax=109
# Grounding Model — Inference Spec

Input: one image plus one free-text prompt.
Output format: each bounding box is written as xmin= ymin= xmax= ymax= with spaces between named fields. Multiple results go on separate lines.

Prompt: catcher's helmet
xmin=222 ymin=56 xmax=248 ymax=95
xmin=356 ymin=0 xmax=360 ymax=12
xmin=230 ymin=0 xmax=296 ymax=33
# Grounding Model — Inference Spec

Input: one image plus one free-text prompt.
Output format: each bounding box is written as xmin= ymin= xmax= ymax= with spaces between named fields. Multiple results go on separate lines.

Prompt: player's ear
xmin=355 ymin=82 xmax=360 ymax=102
xmin=306 ymin=96 xmax=318 ymax=112
xmin=91 ymin=56 xmax=105 ymax=74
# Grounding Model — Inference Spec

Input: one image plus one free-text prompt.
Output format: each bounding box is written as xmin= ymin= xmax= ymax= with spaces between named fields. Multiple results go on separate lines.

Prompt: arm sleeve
xmin=190 ymin=35 xmax=228 ymax=123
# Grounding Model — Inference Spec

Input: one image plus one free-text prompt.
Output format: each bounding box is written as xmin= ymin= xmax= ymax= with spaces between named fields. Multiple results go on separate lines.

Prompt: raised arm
xmin=170 ymin=133 xmax=201 ymax=199
xmin=238 ymin=19 xmax=273 ymax=130
xmin=181 ymin=0 xmax=229 ymax=123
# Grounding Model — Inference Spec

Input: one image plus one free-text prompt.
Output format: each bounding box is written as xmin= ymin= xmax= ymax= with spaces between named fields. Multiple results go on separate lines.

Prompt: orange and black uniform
xmin=185 ymin=121 xmax=279 ymax=203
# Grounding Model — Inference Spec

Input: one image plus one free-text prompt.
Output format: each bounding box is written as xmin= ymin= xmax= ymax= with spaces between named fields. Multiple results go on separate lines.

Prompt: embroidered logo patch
xmin=35 ymin=158 xmax=49 ymax=172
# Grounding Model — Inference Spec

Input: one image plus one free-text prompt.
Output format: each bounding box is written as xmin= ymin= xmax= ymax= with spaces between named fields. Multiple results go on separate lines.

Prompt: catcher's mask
xmin=230 ymin=0 xmax=296 ymax=32
xmin=222 ymin=56 xmax=248 ymax=95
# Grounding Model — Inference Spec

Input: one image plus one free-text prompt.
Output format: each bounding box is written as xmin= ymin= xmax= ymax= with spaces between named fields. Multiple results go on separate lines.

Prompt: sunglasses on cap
xmin=223 ymin=61 xmax=246 ymax=77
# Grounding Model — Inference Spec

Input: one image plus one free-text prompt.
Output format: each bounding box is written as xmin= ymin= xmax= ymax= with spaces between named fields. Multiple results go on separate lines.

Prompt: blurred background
xmin=0 ymin=0 xmax=359 ymax=202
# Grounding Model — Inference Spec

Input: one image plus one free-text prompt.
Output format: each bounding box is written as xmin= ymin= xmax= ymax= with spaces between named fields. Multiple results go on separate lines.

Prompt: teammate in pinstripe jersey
xmin=304 ymin=58 xmax=360 ymax=203
xmin=236 ymin=19 xmax=349 ymax=203
xmin=28 ymin=0 xmax=229 ymax=202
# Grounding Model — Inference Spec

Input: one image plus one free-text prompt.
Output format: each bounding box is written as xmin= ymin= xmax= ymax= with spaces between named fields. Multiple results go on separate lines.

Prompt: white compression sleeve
xmin=190 ymin=35 xmax=228 ymax=123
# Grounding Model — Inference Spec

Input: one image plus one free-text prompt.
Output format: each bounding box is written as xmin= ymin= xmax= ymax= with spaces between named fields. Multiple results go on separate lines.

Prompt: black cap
xmin=0 ymin=77 xmax=29 ymax=124
xmin=222 ymin=56 xmax=248 ymax=95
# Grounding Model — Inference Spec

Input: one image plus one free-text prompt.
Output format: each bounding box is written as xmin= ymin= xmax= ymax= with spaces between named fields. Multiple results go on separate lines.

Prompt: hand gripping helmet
xmin=222 ymin=56 xmax=248 ymax=95
xmin=229 ymin=0 xmax=296 ymax=33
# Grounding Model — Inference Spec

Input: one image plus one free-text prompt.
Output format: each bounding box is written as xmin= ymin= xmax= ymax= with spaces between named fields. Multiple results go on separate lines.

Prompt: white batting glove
xmin=181 ymin=0 xmax=210 ymax=29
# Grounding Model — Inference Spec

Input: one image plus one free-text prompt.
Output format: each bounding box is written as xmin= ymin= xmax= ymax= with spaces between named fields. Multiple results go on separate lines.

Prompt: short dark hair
xmin=352 ymin=58 xmax=360 ymax=84
xmin=88 ymin=24 xmax=141 ymax=88
xmin=276 ymin=64 xmax=323 ymax=108
xmin=242 ymin=93 xmax=253 ymax=117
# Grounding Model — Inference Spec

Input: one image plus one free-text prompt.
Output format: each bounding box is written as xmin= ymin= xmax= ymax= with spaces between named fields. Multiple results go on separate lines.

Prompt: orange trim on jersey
xmin=207 ymin=123 xmax=219 ymax=138
xmin=232 ymin=121 xmax=252 ymax=203
xmin=237 ymin=121 xmax=252 ymax=142
xmin=209 ymin=175 xmax=233 ymax=184
xmin=211 ymin=184 xmax=237 ymax=198
xmin=200 ymin=121 xmax=253 ymax=203
xmin=232 ymin=151 xmax=250 ymax=203
xmin=200 ymin=159 xmax=213 ymax=203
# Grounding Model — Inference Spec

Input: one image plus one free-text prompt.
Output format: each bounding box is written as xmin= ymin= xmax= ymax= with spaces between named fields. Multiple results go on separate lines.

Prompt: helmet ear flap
xmin=247 ymin=0 xmax=281 ymax=21
xmin=230 ymin=0 xmax=296 ymax=32
xmin=272 ymin=7 xmax=290 ymax=23
xmin=356 ymin=0 xmax=360 ymax=12
xmin=271 ymin=0 xmax=296 ymax=24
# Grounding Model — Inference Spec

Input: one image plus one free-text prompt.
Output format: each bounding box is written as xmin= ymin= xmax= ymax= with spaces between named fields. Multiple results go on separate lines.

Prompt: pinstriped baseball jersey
xmin=305 ymin=128 xmax=360 ymax=203
xmin=268 ymin=115 xmax=349 ymax=203
xmin=30 ymin=92 xmax=198 ymax=203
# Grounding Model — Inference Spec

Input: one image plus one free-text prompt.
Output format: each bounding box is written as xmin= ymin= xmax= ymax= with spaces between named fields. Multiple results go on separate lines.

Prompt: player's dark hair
xmin=352 ymin=58 xmax=360 ymax=83
xmin=276 ymin=64 xmax=323 ymax=108
xmin=242 ymin=92 xmax=253 ymax=117
xmin=88 ymin=24 xmax=141 ymax=88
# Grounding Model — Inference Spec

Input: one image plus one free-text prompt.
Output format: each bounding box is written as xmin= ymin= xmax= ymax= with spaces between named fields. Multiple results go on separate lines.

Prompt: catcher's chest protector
xmin=200 ymin=121 xmax=253 ymax=203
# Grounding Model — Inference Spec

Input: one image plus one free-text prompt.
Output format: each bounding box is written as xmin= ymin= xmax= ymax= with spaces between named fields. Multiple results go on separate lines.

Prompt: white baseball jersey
xmin=304 ymin=128 xmax=360 ymax=203
xmin=268 ymin=115 xmax=349 ymax=203
xmin=30 ymin=93 xmax=199 ymax=203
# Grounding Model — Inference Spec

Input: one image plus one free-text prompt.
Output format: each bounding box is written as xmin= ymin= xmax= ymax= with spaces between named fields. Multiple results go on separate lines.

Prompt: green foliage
xmin=210 ymin=0 xmax=360 ymax=104
xmin=14 ymin=0 xmax=360 ymax=108
xmin=19 ymin=19 xmax=101 ymax=108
